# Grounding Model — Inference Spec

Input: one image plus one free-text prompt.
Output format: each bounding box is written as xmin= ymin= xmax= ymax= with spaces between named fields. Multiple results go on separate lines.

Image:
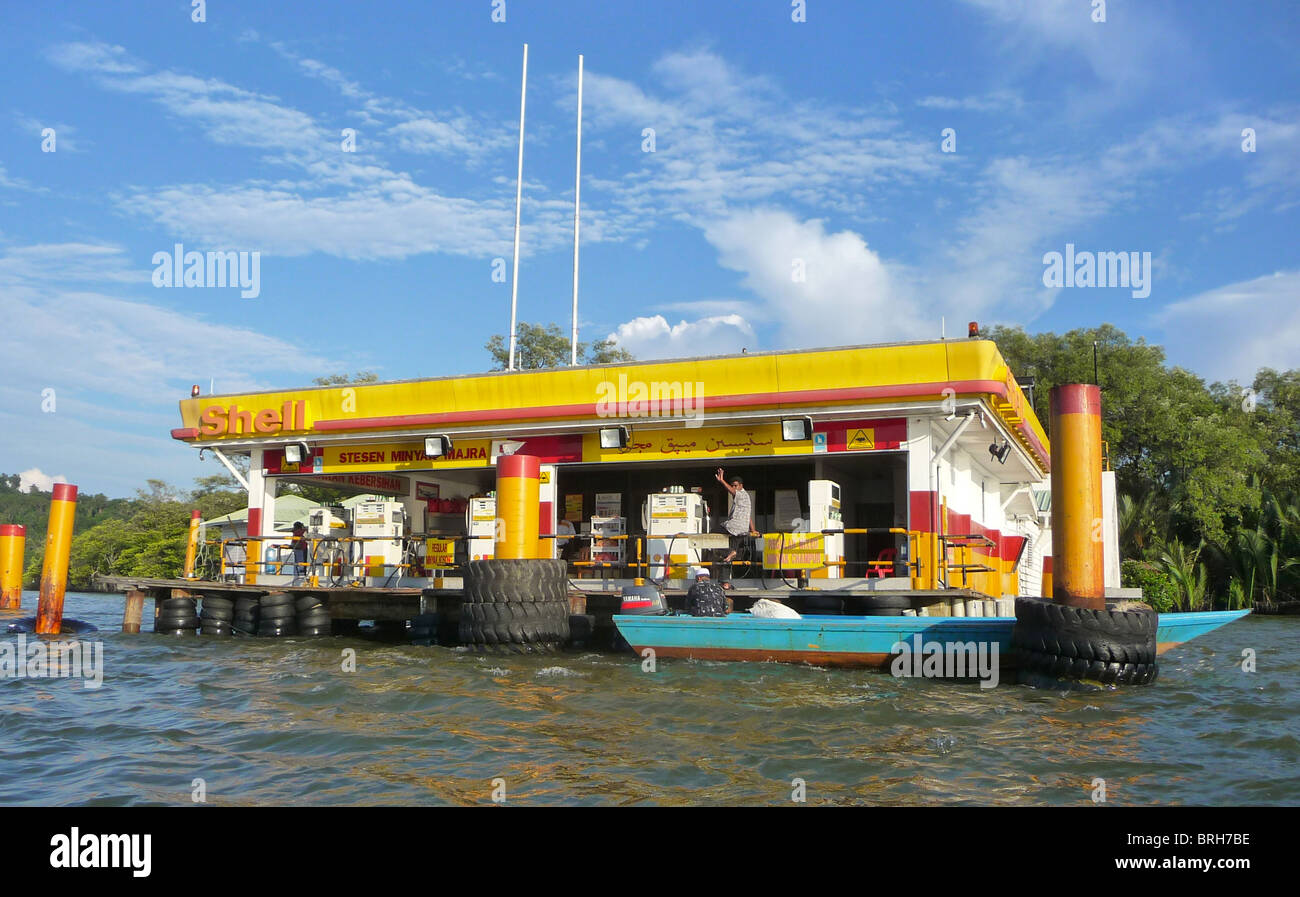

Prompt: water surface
xmin=0 ymin=593 xmax=1293 ymax=806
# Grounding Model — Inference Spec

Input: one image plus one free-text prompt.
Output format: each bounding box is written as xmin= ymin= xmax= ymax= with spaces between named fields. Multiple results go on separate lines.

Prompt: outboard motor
xmin=619 ymin=582 xmax=669 ymax=615
xmin=614 ymin=583 xmax=669 ymax=654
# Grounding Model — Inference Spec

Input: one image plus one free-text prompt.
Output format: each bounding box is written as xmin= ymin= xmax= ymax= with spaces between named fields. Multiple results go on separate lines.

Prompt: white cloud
xmin=17 ymin=468 xmax=67 ymax=493
xmin=0 ymin=241 xmax=346 ymax=495
xmin=956 ymin=0 xmax=1186 ymax=92
xmin=15 ymin=116 xmax=81 ymax=152
xmin=1151 ymin=271 xmax=1300 ymax=383
xmin=703 ymin=209 xmax=922 ymax=349
xmin=581 ymin=50 xmax=938 ymax=228
xmin=48 ymin=40 xmax=536 ymax=259
xmin=0 ymin=242 xmax=142 ymax=285
xmin=607 ymin=314 xmax=755 ymax=359
xmin=916 ymin=92 xmax=1023 ymax=113
xmin=0 ymin=242 xmax=337 ymax=406
xmin=388 ymin=117 xmax=512 ymax=161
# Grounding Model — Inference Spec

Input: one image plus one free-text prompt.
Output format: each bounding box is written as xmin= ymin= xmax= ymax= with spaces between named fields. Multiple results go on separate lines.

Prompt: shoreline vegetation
xmin=1 ymin=325 xmax=1295 ymax=612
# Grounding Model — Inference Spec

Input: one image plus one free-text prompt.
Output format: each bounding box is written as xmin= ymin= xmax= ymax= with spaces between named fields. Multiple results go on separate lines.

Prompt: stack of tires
xmin=199 ymin=597 xmax=235 ymax=636
xmin=295 ymin=595 xmax=331 ymax=637
xmin=258 ymin=592 xmax=297 ymax=637
xmin=1011 ymin=597 xmax=1158 ymax=687
xmin=232 ymin=597 xmax=260 ymax=635
xmin=154 ymin=596 xmax=200 ymax=635
xmin=460 ymin=559 xmax=571 ymax=653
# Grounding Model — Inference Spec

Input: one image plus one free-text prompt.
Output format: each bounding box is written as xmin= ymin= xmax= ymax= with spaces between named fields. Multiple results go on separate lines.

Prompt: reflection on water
xmin=0 ymin=595 xmax=1294 ymax=806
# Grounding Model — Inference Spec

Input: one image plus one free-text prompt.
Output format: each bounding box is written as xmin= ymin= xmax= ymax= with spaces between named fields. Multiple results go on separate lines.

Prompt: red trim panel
xmin=813 ymin=417 xmax=906 ymax=451
xmin=1050 ymin=384 xmax=1101 ymax=417
xmin=909 ymin=490 xmax=936 ymax=532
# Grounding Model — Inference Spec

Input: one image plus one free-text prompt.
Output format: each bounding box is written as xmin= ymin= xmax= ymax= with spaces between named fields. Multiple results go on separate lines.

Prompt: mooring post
xmin=1040 ymin=555 xmax=1053 ymax=599
xmin=1049 ymin=385 xmax=1105 ymax=610
xmin=246 ymin=507 xmax=261 ymax=585
xmin=495 ymin=454 xmax=540 ymax=559
xmin=122 ymin=589 xmax=146 ymax=634
xmin=183 ymin=509 xmax=201 ymax=579
xmin=35 ymin=484 xmax=78 ymax=635
xmin=0 ymin=524 xmax=25 ymax=609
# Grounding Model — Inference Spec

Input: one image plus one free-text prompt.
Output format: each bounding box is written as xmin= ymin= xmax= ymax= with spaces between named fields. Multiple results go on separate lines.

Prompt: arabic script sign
xmin=582 ymin=423 xmax=807 ymax=462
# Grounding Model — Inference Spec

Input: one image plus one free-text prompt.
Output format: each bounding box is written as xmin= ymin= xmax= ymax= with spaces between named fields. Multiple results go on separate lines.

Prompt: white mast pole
xmin=570 ymin=54 xmax=584 ymax=366
xmin=507 ymin=43 xmax=528 ymax=371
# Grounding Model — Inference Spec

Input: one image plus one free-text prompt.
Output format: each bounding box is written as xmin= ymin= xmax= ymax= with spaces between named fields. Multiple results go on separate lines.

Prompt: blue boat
xmin=612 ymin=610 xmax=1251 ymax=671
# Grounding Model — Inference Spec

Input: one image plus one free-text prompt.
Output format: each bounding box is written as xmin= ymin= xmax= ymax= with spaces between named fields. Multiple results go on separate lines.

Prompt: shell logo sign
xmin=199 ymin=401 xmax=308 ymax=436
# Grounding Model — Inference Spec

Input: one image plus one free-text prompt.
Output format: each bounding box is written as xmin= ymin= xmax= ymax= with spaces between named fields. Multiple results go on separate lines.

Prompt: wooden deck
xmin=93 ymin=575 xmax=424 ymax=621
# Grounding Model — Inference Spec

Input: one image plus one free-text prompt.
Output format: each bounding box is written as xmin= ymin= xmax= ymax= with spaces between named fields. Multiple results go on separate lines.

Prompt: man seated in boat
xmin=686 ymin=566 xmax=728 ymax=617
xmin=713 ymin=468 xmax=758 ymax=583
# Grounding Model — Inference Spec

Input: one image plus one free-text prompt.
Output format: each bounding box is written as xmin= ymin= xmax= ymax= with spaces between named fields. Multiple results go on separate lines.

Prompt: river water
xmin=0 ymin=593 xmax=1294 ymax=806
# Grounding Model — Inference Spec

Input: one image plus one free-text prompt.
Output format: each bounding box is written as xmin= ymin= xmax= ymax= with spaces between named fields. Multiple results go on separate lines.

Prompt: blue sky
xmin=1 ymin=0 xmax=1297 ymax=497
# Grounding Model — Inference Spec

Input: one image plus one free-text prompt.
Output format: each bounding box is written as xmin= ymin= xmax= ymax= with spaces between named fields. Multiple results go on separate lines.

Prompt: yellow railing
xmin=199 ymin=528 xmax=925 ymax=586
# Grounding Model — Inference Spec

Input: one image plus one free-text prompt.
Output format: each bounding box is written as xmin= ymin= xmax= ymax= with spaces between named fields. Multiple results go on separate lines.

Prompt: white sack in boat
xmin=749 ymin=598 xmax=801 ymax=619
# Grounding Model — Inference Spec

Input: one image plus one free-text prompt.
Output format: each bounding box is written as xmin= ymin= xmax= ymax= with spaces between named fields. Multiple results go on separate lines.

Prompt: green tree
xmin=312 ymin=371 xmax=379 ymax=385
xmin=485 ymin=322 xmax=634 ymax=370
xmin=988 ymin=324 xmax=1266 ymax=546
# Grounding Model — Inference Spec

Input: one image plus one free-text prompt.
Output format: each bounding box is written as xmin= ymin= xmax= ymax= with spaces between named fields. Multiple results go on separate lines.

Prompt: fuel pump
xmin=466 ymin=496 xmax=496 ymax=561
xmin=643 ymin=490 xmax=708 ymax=580
xmin=807 ymin=480 xmax=843 ymax=579
xmin=352 ymin=501 xmax=407 ymax=581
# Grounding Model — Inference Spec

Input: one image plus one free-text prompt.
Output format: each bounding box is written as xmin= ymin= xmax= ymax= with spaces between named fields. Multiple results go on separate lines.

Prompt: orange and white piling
xmin=1049 ymin=385 xmax=1105 ymax=610
xmin=0 ymin=524 xmax=26 ymax=609
xmin=35 ymin=484 xmax=78 ymax=635
xmin=495 ymin=454 xmax=540 ymax=559
xmin=183 ymin=509 xmax=201 ymax=578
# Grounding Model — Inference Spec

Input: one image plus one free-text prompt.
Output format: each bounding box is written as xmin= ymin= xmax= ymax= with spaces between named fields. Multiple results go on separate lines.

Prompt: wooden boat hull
xmin=614 ymin=610 xmax=1250 ymax=671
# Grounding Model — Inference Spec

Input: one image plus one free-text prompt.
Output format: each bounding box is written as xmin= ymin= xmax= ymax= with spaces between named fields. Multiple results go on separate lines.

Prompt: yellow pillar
xmin=0 ymin=524 xmax=25 ymax=609
xmin=245 ymin=506 xmax=262 ymax=585
xmin=495 ymin=454 xmax=540 ymax=559
xmin=1049 ymin=384 xmax=1105 ymax=610
xmin=1041 ymin=555 xmax=1053 ymax=599
xmin=35 ymin=484 xmax=78 ymax=635
xmin=183 ymin=509 xmax=201 ymax=579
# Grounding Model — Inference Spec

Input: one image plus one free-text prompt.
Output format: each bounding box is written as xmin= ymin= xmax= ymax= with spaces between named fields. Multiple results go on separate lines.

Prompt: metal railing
xmin=196 ymin=527 xmax=926 ymax=587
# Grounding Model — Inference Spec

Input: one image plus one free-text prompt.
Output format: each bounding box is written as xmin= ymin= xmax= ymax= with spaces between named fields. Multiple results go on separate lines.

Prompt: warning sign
xmin=847 ymin=428 xmax=875 ymax=450
xmin=762 ymin=533 xmax=826 ymax=569
xmin=425 ymin=538 xmax=456 ymax=567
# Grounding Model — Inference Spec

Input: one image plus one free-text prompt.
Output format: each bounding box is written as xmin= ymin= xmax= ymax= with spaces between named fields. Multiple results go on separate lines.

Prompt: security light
xmin=425 ymin=435 xmax=454 ymax=457
xmin=284 ymin=442 xmax=310 ymax=464
xmin=781 ymin=417 xmax=813 ymax=441
xmin=989 ymin=441 xmax=1012 ymax=464
xmin=598 ymin=426 xmax=630 ymax=449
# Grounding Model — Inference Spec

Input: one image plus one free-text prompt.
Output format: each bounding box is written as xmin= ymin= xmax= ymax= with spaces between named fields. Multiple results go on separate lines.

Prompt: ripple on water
xmin=0 ymin=593 xmax=1295 ymax=805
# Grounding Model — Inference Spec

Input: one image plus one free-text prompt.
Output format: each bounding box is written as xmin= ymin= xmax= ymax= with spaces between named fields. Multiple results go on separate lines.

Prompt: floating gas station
xmin=146 ymin=335 xmax=1114 ymax=619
